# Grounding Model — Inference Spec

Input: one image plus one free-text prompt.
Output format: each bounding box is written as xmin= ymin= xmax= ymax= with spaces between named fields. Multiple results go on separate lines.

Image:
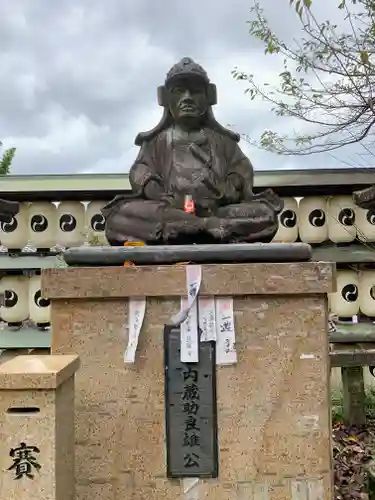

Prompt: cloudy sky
xmin=0 ymin=0 xmax=361 ymax=175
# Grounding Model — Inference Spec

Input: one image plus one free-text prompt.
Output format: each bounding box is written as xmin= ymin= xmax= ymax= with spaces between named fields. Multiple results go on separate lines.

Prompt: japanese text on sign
xmin=181 ymin=365 xmax=201 ymax=468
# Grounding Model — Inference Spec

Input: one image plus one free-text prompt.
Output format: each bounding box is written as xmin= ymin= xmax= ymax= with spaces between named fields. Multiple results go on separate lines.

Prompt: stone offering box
xmin=0 ymin=354 xmax=79 ymax=500
xmin=42 ymin=243 xmax=334 ymax=500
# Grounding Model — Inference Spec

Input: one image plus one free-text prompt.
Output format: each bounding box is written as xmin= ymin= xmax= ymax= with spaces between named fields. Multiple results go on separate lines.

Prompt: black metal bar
xmin=330 ymin=332 xmax=375 ymax=343
xmin=63 ymin=243 xmax=312 ymax=266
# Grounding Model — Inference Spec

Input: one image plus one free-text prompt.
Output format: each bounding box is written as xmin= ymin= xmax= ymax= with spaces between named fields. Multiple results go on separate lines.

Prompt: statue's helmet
xmin=158 ymin=57 xmax=217 ymax=107
xmin=134 ymin=57 xmax=239 ymax=145
xmin=165 ymin=57 xmax=210 ymax=86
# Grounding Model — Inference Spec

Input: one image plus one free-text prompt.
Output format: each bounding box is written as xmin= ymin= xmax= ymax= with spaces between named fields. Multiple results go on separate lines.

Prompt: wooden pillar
xmin=341 ymin=366 xmax=366 ymax=426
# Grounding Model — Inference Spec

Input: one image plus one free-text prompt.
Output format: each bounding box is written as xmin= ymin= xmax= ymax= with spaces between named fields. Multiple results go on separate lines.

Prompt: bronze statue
xmin=103 ymin=57 xmax=284 ymax=245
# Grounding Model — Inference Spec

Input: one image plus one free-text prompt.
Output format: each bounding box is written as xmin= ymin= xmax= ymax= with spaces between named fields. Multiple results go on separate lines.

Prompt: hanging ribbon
xmin=198 ymin=297 xmax=216 ymax=342
xmin=215 ymin=297 xmax=237 ymax=365
xmin=124 ymin=298 xmax=146 ymax=363
xmin=169 ymin=265 xmax=202 ymax=326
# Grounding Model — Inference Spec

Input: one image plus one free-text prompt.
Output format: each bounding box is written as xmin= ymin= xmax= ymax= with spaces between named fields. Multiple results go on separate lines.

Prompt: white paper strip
xmin=169 ymin=265 xmax=202 ymax=326
xmin=291 ymin=479 xmax=324 ymax=500
xmin=198 ymin=297 xmax=216 ymax=342
xmin=180 ymin=297 xmax=199 ymax=362
xmin=186 ymin=265 xmax=202 ymax=303
xmin=182 ymin=478 xmax=200 ymax=500
xmin=124 ymin=298 xmax=146 ymax=363
xmin=215 ymin=297 xmax=237 ymax=365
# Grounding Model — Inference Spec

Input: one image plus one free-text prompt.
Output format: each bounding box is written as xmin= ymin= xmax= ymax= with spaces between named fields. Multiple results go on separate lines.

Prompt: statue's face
xmin=168 ymin=77 xmax=208 ymax=125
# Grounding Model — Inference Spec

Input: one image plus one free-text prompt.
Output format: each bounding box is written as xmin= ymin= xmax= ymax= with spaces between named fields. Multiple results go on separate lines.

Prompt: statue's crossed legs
xmin=105 ymin=199 xmax=278 ymax=245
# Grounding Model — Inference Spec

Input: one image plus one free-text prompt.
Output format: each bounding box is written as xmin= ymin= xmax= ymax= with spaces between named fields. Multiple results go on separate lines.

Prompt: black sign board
xmin=164 ymin=325 xmax=218 ymax=478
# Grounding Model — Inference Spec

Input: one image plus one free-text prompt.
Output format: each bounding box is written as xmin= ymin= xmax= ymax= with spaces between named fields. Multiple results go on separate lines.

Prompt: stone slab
xmin=42 ymin=262 xmax=334 ymax=299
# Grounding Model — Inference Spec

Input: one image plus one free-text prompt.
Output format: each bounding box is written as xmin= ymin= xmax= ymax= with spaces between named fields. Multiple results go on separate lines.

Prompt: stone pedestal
xmin=42 ymin=262 xmax=334 ymax=500
xmin=0 ymin=354 xmax=79 ymax=500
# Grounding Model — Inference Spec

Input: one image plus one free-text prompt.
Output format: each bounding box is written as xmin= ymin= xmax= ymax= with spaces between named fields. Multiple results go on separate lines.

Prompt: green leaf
xmin=360 ymin=51 xmax=369 ymax=64
xmin=0 ymin=147 xmax=16 ymax=175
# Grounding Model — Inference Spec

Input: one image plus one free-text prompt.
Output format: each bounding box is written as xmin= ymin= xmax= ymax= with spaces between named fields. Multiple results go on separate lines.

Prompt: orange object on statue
xmin=123 ymin=261 xmax=136 ymax=267
xmin=123 ymin=241 xmax=144 ymax=266
xmin=184 ymin=195 xmax=195 ymax=214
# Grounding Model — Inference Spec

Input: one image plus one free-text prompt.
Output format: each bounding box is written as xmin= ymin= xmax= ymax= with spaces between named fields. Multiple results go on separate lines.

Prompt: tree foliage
xmin=0 ymin=142 xmax=15 ymax=175
xmin=232 ymin=0 xmax=375 ymax=157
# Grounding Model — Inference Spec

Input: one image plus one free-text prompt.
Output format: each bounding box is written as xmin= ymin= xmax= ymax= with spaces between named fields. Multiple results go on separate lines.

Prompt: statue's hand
xmin=144 ymin=180 xmax=185 ymax=209
xmin=218 ymin=173 xmax=243 ymax=205
xmin=143 ymin=179 xmax=164 ymax=200
xmin=201 ymin=170 xmax=222 ymax=198
xmin=226 ymin=173 xmax=243 ymax=191
xmin=195 ymin=197 xmax=218 ymax=216
xmin=160 ymin=193 xmax=185 ymax=210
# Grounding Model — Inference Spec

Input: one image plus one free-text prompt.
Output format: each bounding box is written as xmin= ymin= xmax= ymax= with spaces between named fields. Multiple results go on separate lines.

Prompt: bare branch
xmin=234 ymin=0 xmax=375 ymax=155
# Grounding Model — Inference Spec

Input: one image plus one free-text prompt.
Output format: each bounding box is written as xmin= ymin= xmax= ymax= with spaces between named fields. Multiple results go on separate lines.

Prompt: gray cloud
xmin=0 ymin=0 xmax=353 ymax=175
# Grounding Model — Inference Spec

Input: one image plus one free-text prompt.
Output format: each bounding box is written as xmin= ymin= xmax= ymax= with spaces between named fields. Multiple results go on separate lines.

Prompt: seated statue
xmin=103 ymin=57 xmax=284 ymax=245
